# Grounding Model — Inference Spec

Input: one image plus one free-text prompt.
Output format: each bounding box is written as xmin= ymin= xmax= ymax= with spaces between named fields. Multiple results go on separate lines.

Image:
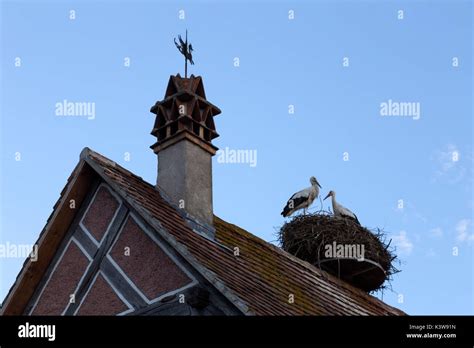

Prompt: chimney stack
xmin=150 ymin=74 xmax=221 ymax=228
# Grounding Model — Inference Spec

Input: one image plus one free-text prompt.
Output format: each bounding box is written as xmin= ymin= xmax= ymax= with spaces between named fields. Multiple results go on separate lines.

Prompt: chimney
xmin=150 ymin=74 xmax=221 ymax=228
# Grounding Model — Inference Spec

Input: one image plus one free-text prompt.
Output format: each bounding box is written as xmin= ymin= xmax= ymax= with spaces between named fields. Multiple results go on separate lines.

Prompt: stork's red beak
xmin=323 ymin=192 xmax=331 ymax=200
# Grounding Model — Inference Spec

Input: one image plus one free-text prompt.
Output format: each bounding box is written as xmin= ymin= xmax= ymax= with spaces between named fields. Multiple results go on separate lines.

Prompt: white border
xmin=106 ymin=213 xmax=198 ymax=305
xmin=73 ymin=270 xmax=134 ymax=316
xmin=79 ymin=183 xmax=122 ymax=247
xmin=28 ymin=237 xmax=93 ymax=315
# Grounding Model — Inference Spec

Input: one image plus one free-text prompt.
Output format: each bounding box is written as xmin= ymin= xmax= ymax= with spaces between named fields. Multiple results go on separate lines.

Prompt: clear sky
xmin=1 ymin=0 xmax=472 ymax=314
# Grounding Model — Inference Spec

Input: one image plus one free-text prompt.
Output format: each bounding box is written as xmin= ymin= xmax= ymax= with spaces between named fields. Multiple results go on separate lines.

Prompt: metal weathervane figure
xmin=174 ymin=30 xmax=194 ymax=78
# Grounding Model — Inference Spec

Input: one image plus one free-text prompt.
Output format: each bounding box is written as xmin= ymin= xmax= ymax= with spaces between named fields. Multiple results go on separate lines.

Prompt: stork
xmin=324 ymin=190 xmax=360 ymax=224
xmin=281 ymin=176 xmax=322 ymax=217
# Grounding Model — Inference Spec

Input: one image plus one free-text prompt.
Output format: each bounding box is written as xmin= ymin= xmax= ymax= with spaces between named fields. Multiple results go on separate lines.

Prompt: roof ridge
xmin=81 ymin=147 xmax=148 ymax=183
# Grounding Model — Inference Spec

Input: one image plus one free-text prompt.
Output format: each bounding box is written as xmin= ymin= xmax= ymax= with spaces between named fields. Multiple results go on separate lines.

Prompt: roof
xmin=1 ymin=148 xmax=405 ymax=316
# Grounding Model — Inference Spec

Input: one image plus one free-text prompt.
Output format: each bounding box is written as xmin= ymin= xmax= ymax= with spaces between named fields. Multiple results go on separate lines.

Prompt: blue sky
xmin=1 ymin=0 xmax=472 ymax=314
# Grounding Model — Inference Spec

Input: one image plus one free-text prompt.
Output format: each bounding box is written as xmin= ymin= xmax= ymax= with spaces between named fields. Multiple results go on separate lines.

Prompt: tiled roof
xmin=85 ymin=149 xmax=405 ymax=316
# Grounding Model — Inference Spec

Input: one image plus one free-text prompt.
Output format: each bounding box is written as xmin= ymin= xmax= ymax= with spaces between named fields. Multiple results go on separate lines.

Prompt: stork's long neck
xmin=331 ymin=194 xmax=337 ymax=208
xmin=312 ymin=183 xmax=319 ymax=196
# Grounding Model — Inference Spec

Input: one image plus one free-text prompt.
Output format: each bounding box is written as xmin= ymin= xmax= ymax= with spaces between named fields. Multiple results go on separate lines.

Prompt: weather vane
xmin=174 ymin=29 xmax=194 ymax=78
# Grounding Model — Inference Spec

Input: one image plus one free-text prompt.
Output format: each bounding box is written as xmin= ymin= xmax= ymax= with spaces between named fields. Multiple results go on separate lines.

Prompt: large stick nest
xmin=278 ymin=212 xmax=399 ymax=293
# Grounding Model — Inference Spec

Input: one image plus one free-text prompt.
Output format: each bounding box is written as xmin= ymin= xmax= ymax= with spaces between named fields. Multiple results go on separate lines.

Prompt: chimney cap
xmin=150 ymin=74 xmax=221 ymax=154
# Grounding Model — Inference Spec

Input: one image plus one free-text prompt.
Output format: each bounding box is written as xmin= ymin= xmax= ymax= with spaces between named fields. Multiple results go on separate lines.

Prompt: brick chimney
xmin=150 ymin=74 xmax=221 ymax=227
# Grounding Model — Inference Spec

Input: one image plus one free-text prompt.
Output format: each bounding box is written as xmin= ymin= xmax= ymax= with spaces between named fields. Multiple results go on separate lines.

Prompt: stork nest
xmin=278 ymin=211 xmax=399 ymax=293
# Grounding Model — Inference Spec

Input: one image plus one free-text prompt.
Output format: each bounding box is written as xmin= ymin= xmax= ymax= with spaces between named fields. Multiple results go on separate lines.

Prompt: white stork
xmin=324 ymin=190 xmax=360 ymax=224
xmin=281 ymin=176 xmax=321 ymax=217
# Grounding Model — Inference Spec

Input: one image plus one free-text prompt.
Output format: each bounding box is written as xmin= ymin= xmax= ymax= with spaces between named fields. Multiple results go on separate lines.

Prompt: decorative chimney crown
xmin=150 ymin=74 xmax=221 ymax=155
